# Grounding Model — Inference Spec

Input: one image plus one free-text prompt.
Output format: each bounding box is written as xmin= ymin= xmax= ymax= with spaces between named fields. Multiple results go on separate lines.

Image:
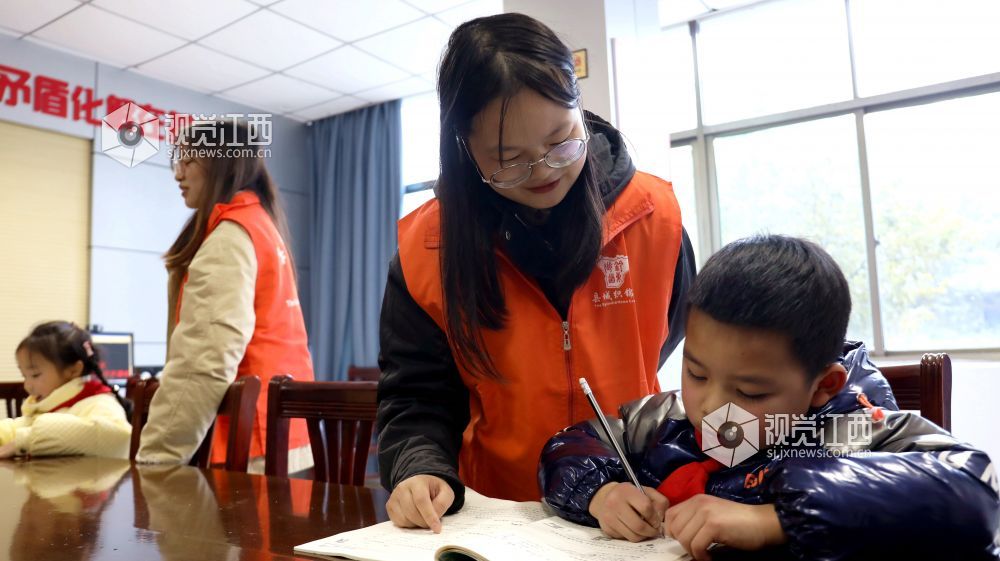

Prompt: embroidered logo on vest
xmin=597 ymin=255 xmax=629 ymax=288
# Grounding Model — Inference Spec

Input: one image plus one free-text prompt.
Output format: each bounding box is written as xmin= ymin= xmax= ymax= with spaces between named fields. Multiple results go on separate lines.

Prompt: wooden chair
xmin=127 ymin=377 xmax=160 ymax=460
xmin=128 ymin=376 xmax=261 ymax=472
xmin=265 ymin=375 xmax=378 ymax=484
xmin=879 ymin=353 xmax=952 ymax=431
xmin=347 ymin=366 xmax=380 ymax=382
xmin=346 ymin=366 xmax=381 ymax=482
xmin=188 ymin=376 xmax=261 ymax=471
xmin=0 ymin=382 xmax=28 ymax=418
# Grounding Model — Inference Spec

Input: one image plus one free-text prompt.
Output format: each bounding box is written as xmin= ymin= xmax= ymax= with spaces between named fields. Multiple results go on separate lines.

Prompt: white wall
xmin=504 ymin=0 xmax=612 ymax=120
xmin=920 ymin=358 xmax=1000 ymax=465
xmin=0 ymin=34 xmax=312 ymax=366
xmin=502 ymin=0 xmax=658 ymax=124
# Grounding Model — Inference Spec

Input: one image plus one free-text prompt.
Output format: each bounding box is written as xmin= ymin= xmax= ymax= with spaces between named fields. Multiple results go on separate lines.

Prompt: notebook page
xmin=438 ymin=515 xmax=693 ymax=561
xmin=293 ymin=489 xmax=547 ymax=561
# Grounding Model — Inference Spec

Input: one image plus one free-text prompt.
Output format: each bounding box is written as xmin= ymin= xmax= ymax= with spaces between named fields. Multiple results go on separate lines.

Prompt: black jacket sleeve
xmin=376 ymin=253 xmax=470 ymax=513
xmin=539 ymin=391 xmax=694 ymax=526
xmin=659 ymin=227 xmax=695 ymax=368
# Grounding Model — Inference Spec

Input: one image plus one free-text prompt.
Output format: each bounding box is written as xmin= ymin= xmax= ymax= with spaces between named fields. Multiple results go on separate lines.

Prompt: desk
xmin=0 ymin=457 xmax=797 ymax=561
xmin=0 ymin=456 xmax=388 ymax=561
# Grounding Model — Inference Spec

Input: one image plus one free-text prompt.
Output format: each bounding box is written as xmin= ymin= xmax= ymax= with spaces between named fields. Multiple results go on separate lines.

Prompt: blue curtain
xmin=308 ymin=100 xmax=402 ymax=380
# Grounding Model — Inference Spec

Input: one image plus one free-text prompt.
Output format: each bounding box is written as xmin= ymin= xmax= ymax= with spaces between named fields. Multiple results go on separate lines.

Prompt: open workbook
xmin=295 ymin=489 xmax=692 ymax=561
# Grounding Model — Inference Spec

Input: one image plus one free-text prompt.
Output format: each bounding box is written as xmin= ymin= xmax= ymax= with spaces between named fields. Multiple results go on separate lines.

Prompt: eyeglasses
xmin=170 ymin=155 xmax=197 ymax=174
xmin=459 ymin=110 xmax=590 ymax=189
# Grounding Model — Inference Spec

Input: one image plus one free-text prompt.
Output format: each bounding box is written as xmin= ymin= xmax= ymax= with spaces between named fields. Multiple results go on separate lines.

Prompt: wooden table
xmin=0 ymin=457 xmax=797 ymax=561
xmin=0 ymin=456 xmax=389 ymax=561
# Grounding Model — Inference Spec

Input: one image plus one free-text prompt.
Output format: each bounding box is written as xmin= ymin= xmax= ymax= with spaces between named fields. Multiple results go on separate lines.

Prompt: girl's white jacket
xmin=0 ymin=377 xmax=130 ymax=458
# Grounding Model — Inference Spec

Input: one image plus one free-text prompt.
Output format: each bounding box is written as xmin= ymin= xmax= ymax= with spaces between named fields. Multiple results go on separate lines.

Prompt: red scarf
xmin=50 ymin=379 xmax=112 ymax=412
xmin=655 ymin=431 xmax=724 ymax=505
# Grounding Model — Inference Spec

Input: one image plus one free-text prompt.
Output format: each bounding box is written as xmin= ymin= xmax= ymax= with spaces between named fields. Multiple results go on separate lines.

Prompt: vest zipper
xmin=562 ymin=319 xmax=574 ymax=425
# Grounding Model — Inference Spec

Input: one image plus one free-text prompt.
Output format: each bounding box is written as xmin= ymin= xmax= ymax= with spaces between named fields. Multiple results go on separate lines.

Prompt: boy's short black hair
xmin=687 ymin=235 xmax=851 ymax=378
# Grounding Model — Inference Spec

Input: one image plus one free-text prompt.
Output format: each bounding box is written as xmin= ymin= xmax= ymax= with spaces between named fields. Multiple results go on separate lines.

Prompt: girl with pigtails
xmin=0 ymin=321 xmax=131 ymax=459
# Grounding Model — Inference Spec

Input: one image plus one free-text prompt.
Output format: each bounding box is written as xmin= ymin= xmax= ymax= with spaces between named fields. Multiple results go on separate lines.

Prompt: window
xmin=714 ymin=116 xmax=873 ymax=343
xmin=615 ymin=30 xmax=701 ymax=262
xmin=616 ymin=27 xmax=697 ymax=134
xmin=400 ymin=186 xmax=435 ymax=217
xmin=697 ymin=0 xmax=853 ymax=124
xmin=401 ymin=91 xmax=439 ymax=216
xmin=658 ymin=0 xmax=710 ymax=27
xmin=619 ymin=0 xmax=1000 ymax=353
xmin=850 ymin=0 xmax=1000 ymax=97
xmin=865 ymin=93 xmax=1000 ymax=349
xmin=668 ymin=145 xmax=700 ymax=265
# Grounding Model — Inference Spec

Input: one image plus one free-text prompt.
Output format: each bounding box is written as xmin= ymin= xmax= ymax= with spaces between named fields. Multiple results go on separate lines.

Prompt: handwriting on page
xmin=295 ymin=490 xmax=691 ymax=561
xmin=295 ymin=490 xmax=549 ymax=560
xmin=455 ymin=516 xmax=691 ymax=561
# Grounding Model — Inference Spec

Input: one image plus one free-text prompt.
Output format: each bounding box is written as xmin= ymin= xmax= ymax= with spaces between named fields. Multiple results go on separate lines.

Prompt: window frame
xmin=643 ymin=0 xmax=1000 ymax=356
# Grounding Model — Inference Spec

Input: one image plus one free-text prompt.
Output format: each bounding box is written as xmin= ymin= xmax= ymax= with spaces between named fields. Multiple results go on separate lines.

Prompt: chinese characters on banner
xmin=0 ymin=62 xmax=179 ymax=139
xmin=1 ymin=63 xmax=275 ymax=151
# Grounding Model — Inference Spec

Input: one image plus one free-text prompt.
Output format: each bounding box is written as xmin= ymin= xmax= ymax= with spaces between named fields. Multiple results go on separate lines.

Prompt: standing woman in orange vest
xmin=378 ymin=13 xmax=695 ymax=530
xmin=138 ymin=120 xmax=314 ymax=472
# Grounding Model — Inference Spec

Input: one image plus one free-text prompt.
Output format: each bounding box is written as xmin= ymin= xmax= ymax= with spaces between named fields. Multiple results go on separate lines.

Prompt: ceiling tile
xmin=219 ymin=73 xmax=338 ymax=113
xmin=0 ymin=0 xmax=80 ymax=35
xmin=434 ymin=0 xmax=502 ymax=26
xmin=356 ymin=76 xmax=434 ymax=103
xmin=271 ymin=0 xmax=424 ymax=42
xmin=134 ymin=44 xmax=271 ymax=93
xmin=354 ymin=17 xmax=451 ymax=75
xmin=284 ymin=45 xmax=410 ymax=94
xmin=292 ymin=95 xmax=371 ymax=121
xmin=28 ymin=5 xmax=186 ymax=68
xmin=199 ymin=10 xmax=340 ymax=71
xmin=282 ymin=112 xmax=312 ymax=123
xmin=91 ymin=0 xmax=259 ymax=41
xmin=403 ymin=0 xmax=473 ymax=14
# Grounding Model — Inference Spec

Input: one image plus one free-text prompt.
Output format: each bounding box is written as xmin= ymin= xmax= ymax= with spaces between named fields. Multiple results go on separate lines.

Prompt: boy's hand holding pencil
xmin=588 ymin=481 xmax=669 ymax=542
xmin=579 ymin=378 xmax=669 ymax=541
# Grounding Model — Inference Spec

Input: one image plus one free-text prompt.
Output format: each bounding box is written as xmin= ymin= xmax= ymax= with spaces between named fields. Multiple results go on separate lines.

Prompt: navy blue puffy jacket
xmin=539 ymin=342 xmax=1000 ymax=560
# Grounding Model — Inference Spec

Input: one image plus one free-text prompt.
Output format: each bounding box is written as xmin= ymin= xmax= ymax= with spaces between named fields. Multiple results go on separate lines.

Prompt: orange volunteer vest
xmin=177 ymin=190 xmax=314 ymax=462
xmin=397 ymin=172 xmax=683 ymax=500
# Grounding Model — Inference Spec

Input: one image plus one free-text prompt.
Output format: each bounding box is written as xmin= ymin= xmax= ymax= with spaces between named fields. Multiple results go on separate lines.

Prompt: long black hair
xmin=16 ymin=321 xmax=131 ymax=413
xmin=166 ymin=120 xmax=294 ymax=293
xmin=437 ymin=13 xmax=606 ymax=379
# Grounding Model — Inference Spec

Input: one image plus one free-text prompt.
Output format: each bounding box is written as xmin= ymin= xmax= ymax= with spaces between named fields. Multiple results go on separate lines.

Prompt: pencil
xmin=578 ymin=377 xmax=647 ymax=497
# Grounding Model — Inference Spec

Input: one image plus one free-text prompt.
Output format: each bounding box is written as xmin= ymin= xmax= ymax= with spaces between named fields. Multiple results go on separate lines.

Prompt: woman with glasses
xmin=137 ymin=120 xmax=314 ymax=473
xmin=378 ymin=13 xmax=695 ymax=530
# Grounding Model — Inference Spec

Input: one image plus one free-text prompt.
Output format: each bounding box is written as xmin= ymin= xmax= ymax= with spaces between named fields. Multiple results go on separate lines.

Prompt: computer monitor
xmin=90 ymin=332 xmax=134 ymax=385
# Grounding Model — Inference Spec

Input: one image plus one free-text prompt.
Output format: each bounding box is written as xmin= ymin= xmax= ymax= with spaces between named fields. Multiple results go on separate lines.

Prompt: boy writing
xmin=539 ymin=235 xmax=999 ymax=560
